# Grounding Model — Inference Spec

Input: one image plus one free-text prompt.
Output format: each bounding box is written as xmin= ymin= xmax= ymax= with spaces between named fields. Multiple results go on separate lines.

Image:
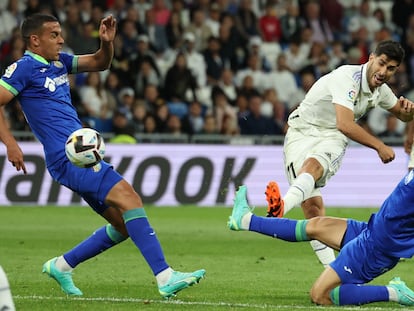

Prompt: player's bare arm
xmin=335 ymin=104 xmax=395 ymax=163
xmin=77 ymin=15 xmax=116 ymax=72
xmin=405 ymin=119 xmax=414 ymax=154
xmin=0 ymin=85 xmax=27 ymax=174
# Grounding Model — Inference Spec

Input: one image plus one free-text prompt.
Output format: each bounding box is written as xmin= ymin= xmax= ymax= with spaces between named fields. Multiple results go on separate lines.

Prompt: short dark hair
xmin=374 ymin=40 xmax=405 ymax=65
xmin=21 ymin=14 xmax=58 ymax=44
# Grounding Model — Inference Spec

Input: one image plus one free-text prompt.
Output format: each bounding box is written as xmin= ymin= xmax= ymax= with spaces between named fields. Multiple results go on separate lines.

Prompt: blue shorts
xmin=330 ymin=219 xmax=399 ymax=284
xmin=48 ymin=159 xmax=123 ymax=214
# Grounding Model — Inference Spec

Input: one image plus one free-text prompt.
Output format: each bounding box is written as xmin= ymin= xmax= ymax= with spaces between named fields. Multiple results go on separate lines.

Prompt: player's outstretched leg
xmin=158 ymin=269 xmax=206 ymax=299
xmin=228 ymin=185 xmax=253 ymax=231
xmin=388 ymin=277 xmax=414 ymax=306
xmin=42 ymin=257 xmax=83 ymax=296
xmin=265 ymin=181 xmax=284 ymax=217
xmin=0 ymin=265 xmax=15 ymax=311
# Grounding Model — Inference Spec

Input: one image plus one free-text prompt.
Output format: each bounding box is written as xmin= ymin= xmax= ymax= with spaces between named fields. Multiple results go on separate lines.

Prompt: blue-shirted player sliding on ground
xmin=228 ymin=171 xmax=414 ymax=306
xmin=0 ymin=13 xmax=205 ymax=299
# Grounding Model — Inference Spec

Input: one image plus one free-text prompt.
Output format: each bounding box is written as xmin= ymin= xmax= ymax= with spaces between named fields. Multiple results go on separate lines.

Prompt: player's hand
xmin=99 ymin=15 xmax=116 ymax=42
xmin=377 ymin=144 xmax=395 ymax=164
xmin=7 ymin=143 xmax=27 ymax=174
xmin=399 ymin=96 xmax=414 ymax=115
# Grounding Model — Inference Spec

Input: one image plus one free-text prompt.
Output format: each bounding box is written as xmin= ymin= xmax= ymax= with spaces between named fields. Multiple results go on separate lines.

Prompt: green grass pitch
xmin=0 ymin=205 xmax=413 ymax=311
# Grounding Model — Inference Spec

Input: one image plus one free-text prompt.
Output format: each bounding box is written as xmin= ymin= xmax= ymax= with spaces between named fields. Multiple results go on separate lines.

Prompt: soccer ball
xmin=65 ymin=128 xmax=105 ymax=168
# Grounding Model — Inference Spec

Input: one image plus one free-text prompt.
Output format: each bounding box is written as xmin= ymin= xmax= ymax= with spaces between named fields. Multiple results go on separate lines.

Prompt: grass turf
xmin=0 ymin=205 xmax=412 ymax=310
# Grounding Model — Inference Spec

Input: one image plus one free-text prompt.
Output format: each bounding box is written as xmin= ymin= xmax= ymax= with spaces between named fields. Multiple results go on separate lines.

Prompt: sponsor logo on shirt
xmin=348 ymin=90 xmax=356 ymax=102
xmin=4 ymin=63 xmax=17 ymax=78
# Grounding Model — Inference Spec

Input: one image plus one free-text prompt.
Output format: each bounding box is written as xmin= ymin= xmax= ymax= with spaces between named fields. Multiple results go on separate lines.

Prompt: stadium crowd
xmin=1 ymin=0 xmax=413 ymax=142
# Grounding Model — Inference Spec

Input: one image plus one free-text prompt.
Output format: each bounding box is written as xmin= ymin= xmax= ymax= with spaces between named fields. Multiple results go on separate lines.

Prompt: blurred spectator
xmin=6 ymin=100 xmax=31 ymax=133
xmin=78 ymin=0 xmax=93 ymax=23
xmin=185 ymin=8 xmax=213 ymax=52
xmin=128 ymin=34 xmax=161 ymax=88
xmin=181 ymin=100 xmax=205 ymax=135
xmin=221 ymin=113 xmax=240 ymax=136
xmin=119 ymin=19 xmax=139 ymax=57
xmin=104 ymin=71 xmax=123 ymax=106
xmin=132 ymin=0 xmax=152 ymax=23
xmin=235 ymin=93 xmax=249 ymax=119
xmin=117 ymin=87 xmax=135 ymax=119
xmin=165 ymin=114 xmax=183 ymax=135
xmin=148 ymin=0 xmax=171 ymax=27
xmin=143 ymin=84 xmax=164 ymax=113
xmin=347 ymin=0 xmax=381 ymax=43
xmin=163 ymin=52 xmax=198 ymax=103
xmin=76 ymin=20 xmax=100 ymax=55
xmin=110 ymin=34 xmax=130 ymax=87
xmin=212 ymin=68 xmax=238 ymax=105
xmin=319 ymin=0 xmax=344 ymax=41
xmin=266 ymin=53 xmax=299 ymax=111
xmin=200 ymin=113 xmax=219 ymax=134
xmin=24 ymin=0 xmax=40 ymax=17
xmin=237 ymin=75 xmax=260 ymax=99
xmin=235 ymin=53 xmax=268 ymax=93
xmin=142 ymin=8 xmax=169 ymax=53
xmin=263 ymin=88 xmax=288 ymax=134
xmin=247 ymin=36 xmax=273 ymax=72
xmin=143 ymin=113 xmax=158 ymax=134
xmin=300 ymin=0 xmax=334 ymax=45
xmin=0 ymin=1 xmax=19 ymax=45
xmin=131 ymin=100 xmax=148 ymax=134
xmin=289 ymin=69 xmax=316 ymax=113
xmin=238 ymin=94 xmax=283 ymax=135
xmin=105 ymin=0 xmax=129 ymax=21
xmin=206 ymin=3 xmax=222 ymax=37
xmin=170 ymin=0 xmax=190 ymax=28
xmin=135 ymin=59 xmax=162 ymax=99
xmin=0 ymin=30 xmax=25 ymax=71
xmin=218 ymin=14 xmax=244 ymax=72
xmin=203 ymin=36 xmax=225 ymax=85
xmin=211 ymin=91 xmax=237 ymax=134
xmin=61 ymin=5 xmax=83 ymax=54
xmin=183 ymin=32 xmax=207 ymax=88
xmin=110 ymin=109 xmax=137 ymax=144
xmin=155 ymin=102 xmax=170 ymax=132
xmin=280 ymin=1 xmax=302 ymax=45
xmin=80 ymin=72 xmax=117 ymax=132
xmin=259 ymin=1 xmax=282 ymax=42
xmin=165 ymin=11 xmax=184 ymax=50
xmin=378 ymin=113 xmax=403 ymax=144
xmin=328 ymin=40 xmax=347 ymax=70
xmin=234 ymin=0 xmax=260 ymax=44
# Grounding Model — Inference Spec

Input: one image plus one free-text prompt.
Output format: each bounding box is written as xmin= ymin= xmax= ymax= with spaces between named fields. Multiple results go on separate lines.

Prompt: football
xmin=65 ymin=128 xmax=106 ymax=168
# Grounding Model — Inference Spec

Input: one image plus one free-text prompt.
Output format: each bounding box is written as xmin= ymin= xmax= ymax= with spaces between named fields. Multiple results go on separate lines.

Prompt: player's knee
xmin=107 ymin=180 xmax=143 ymax=211
xmin=305 ymin=217 xmax=324 ymax=239
xmin=309 ymin=286 xmax=331 ymax=305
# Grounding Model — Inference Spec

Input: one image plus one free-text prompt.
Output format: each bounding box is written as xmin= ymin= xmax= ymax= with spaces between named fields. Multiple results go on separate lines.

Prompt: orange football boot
xmin=265 ymin=181 xmax=284 ymax=217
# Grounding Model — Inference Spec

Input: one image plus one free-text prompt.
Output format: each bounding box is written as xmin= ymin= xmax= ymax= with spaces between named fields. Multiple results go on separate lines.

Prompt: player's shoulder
xmin=2 ymin=54 xmax=34 ymax=79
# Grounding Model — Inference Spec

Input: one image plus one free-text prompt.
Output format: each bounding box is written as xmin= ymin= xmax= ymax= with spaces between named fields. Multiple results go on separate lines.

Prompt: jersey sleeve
xmin=377 ymin=84 xmax=398 ymax=110
xmin=59 ymin=53 xmax=79 ymax=74
xmin=328 ymin=67 xmax=359 ymax=111
xmin=0 ymin=59 xmax=33 ymax=96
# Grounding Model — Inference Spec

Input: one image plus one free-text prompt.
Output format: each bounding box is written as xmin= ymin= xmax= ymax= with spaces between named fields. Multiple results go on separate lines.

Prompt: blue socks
xmin=64 ymin=224 xmax=127 ymax=268
xmin=123 ymin=208 xmax=169 ymax=275
xmin=249 ymin=215 xmax=309 ymax=242
xmin=330 ymin=284 xmax=389 ymax=305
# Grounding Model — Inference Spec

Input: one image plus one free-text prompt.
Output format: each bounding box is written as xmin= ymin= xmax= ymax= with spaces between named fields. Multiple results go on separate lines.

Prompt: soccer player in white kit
xmin=265 ymin=40 xmax=414 ymax=267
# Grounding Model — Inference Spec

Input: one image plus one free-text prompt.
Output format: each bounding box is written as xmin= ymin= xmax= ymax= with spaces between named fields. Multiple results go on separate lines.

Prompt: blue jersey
xmin=0 ymin=51 xmax=82 ymax=166
xmin=370 ymin=170 xmax=414 ymax=258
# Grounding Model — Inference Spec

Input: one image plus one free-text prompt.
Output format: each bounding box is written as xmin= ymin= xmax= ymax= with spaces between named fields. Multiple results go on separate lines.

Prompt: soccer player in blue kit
xmin=0 ymin=13 xmax=205 ymax=298
xmin=228 ymin=171 xmax=414 ymax=306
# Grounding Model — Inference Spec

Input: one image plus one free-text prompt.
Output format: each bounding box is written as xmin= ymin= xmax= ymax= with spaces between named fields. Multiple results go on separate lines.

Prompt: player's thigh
xmin=306 ymin=217 xmax=347 ymax=250
xmin=284 ymin=128 xmax=347 ymax=187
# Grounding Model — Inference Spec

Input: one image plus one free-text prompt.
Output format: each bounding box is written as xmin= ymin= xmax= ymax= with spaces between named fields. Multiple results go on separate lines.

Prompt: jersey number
xmin=287 ymin=162 xmax=296 ymax=180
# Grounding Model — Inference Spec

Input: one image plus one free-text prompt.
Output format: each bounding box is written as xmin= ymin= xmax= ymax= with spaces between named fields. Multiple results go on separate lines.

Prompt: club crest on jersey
xmin=4 ymin=62 xmax=17 ymax=78
xmin=53 ymin=61 xmax=63 ymax=68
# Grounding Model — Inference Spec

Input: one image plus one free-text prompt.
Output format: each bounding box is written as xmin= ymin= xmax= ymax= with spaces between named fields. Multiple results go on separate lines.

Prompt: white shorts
xmin=284 ymin=126 xmax=348 ymax=197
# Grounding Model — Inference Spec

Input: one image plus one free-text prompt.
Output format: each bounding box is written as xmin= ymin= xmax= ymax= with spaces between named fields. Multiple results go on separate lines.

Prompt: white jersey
xmin=288 ymin=63 xmax=398 ymax=131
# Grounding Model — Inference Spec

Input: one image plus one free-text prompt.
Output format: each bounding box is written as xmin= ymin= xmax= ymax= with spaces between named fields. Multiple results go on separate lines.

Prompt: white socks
xmin=0 ymin=265 xmax=15 ymax=311
xmin=55 ymin=256 xmax=73 ymax=272
xmin=283 ymin=173 xmax=315 ymax=215
xmin=309 ymin=240 xmax=335 ymax=267
xmin=156 ymin=267 xmax=173 ymax=286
